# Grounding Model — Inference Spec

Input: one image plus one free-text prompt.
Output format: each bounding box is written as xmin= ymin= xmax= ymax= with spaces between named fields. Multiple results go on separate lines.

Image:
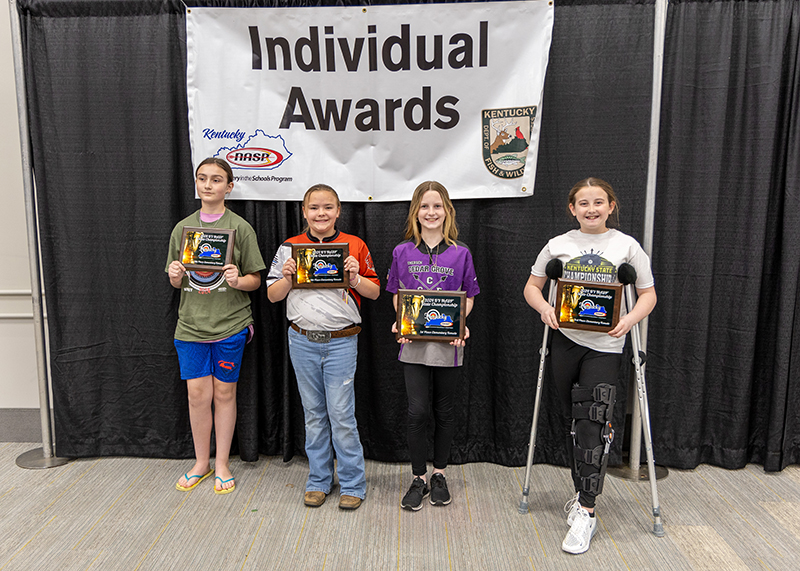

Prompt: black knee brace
xmin=571 ymin=383 xmax=616 ymax=495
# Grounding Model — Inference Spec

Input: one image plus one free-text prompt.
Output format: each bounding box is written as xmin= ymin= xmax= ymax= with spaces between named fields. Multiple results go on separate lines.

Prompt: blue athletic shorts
xmin=174 ymin=328 xmax=248 ymax=383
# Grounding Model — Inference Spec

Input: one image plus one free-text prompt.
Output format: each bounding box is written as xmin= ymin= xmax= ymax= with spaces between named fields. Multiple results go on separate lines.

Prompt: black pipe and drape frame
xmin=16 ymin=0 xmax=800 ymax=471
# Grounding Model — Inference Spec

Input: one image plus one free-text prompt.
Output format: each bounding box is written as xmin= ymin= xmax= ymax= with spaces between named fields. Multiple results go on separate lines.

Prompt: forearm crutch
xmin=519 ymin=259 xmax=562 ymax=514
xmin=618 ymin=263 xmax=664 ymax=537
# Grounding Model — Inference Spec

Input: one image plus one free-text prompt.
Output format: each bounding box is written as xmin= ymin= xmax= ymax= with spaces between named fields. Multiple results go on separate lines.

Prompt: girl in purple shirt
xmin=386 ymin=181 xmax=479 ymax=510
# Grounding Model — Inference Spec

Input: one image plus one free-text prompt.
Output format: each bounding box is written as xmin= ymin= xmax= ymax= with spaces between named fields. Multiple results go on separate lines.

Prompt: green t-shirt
xmin=166 ymin=209 xmax=266 ymax=342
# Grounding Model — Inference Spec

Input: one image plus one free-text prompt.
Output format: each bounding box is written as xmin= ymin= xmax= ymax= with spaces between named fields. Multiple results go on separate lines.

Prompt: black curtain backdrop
xmin=651 ymin=0 xmax=800 ymax=471
xmin=16 ymin=0 xmax=800 ymax=472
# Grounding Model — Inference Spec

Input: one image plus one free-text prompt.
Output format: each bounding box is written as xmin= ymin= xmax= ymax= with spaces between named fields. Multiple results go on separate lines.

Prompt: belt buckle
xmin=306 ymin=330 xmax=331 ymax=343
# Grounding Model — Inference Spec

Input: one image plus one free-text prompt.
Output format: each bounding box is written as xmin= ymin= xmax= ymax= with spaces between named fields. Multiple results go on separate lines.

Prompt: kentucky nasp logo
xmin=424 ymin=309 xmax=454 ymax=328
xmin=313 ymin=261 xmax=339 ymax=276
xmin=578 ymin=300 xmax=607 ymax=318
xmin=214 ymin=129 xmax=292 ymax=170
xmin=482 ymin=106 xmax=536 ymax=179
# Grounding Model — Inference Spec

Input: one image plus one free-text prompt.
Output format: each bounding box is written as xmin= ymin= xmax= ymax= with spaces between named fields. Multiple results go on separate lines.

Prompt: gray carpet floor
xmin=2 ymin=442 xmax=799 ymax=570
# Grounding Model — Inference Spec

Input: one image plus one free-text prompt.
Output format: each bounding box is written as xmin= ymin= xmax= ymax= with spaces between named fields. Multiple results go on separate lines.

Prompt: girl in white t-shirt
xmin=523 ymin=177 xmax=657 ymax=555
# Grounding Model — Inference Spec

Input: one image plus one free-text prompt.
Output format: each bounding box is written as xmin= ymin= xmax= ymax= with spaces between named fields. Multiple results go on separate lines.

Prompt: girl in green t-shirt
xmin=166 ymin=158 xmax=265 ymax=495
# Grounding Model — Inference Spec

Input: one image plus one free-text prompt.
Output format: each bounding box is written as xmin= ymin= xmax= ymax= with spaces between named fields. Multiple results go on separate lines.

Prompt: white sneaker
xmin=562 ymin=506 xmax=597 ymax=554
xmin=564 ymin=492 xmax=581 ymax=527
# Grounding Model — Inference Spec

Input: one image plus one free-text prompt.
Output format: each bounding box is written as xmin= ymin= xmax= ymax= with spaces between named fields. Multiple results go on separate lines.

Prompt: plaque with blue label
xmin=292 ymin=243 xmax=349 ymax=289
xmin=396 ymin=289 xmax=466 ymax=342
xmin=179 ymin=227 xmax=235 ymax=272
xmin=556 ymin=279 xmax=622 ymax=332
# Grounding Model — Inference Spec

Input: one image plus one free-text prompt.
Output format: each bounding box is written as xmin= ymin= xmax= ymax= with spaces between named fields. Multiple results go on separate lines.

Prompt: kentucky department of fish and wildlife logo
xmin=482 ymin=106 xmax=537 ymax=179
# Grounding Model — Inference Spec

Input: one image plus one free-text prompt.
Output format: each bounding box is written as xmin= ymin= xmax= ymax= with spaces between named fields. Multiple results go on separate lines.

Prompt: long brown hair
xmin=567 ymin=177 xmax=620 ymax=228
xmin=403 ymin=181 xmax=458 ymax=247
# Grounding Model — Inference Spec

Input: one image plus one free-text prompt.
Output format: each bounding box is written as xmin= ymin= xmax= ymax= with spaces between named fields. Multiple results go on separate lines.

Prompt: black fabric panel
xmin=21 ymin=6 xmax=196 ymax=456
xmin=18 ymin=0 xmax=653 ymax=465
xmin=22 ymin=0 xmax=182 ymax=17
xmin=651 ymin=0 xmax=800 ymax=471
xmin=25 ymin=0 xmax=800 ymax=475
xmin=497 ymin=0 xmax=653 ymax=467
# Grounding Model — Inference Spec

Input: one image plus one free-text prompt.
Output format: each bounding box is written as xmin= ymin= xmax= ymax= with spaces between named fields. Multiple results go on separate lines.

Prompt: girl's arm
xmin=345 ymin=255 xmax=379 ymax=300
xmin=523 ymin=274 xmax=558 ymax=329
xmin=168 ymin=261 xmax=186 ymax=289
xmin=267 ymin=257 xmax=296 ymax=302
xmin=608 ymin=286 xmax=657 ymax=338
xmin=222 ymin=265 xmax=261 ymax=291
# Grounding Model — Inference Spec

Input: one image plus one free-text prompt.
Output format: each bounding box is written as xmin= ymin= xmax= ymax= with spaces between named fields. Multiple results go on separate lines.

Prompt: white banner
xmin=186 ymin=2 xmax=553 ymax=201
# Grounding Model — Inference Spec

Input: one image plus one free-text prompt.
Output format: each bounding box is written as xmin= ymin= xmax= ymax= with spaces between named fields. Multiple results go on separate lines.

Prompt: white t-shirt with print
xmin=531 ymin=229 xmax=654 ymax=353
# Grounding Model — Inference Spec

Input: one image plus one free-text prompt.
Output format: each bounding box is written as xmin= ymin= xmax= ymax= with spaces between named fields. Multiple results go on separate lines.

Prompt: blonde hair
xmin=567 ymin=177 xmax=620 ymax=228
xmin=403 ymin=181 xmax=458 ymax=247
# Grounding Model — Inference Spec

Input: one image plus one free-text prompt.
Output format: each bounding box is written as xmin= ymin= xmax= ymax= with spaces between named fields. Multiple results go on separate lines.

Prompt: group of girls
xmin=167 ymin=158 xmax=656 ymax=555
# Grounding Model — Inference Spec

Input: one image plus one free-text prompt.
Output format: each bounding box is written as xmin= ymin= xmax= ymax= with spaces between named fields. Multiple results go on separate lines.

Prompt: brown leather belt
xmin=290 ymin=323 xmax=361 ymax=343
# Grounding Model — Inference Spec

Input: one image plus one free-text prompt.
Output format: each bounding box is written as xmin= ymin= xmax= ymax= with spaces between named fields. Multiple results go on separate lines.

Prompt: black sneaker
xmin=401 ymin=477 xmax=430 ymax=511
xmin=429 ymin=473 xmax=451 ymax=506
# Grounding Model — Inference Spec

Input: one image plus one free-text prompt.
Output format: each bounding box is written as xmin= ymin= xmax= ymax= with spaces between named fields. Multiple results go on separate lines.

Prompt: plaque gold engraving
xmin=292 ymin=243 xmax=349 ymax=289
xmin=555 ymin=279 xmax=622 ymax=332
xmin=179 ymin=227 xmax=235 ymax=272
xmin=396 ymin=289 xmax=466 ymax=342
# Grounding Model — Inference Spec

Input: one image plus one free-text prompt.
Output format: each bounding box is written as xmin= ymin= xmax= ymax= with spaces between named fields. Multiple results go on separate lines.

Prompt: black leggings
xmin=550 ymin=331 xmax=621 ymax=509
xmin=404 ymin=363 xmax=459 ymax=477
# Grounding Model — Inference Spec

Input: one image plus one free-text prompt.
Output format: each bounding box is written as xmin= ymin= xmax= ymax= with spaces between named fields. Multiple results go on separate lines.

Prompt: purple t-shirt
xmin=386 ymin=239 xmax=479 ymax=367
xmin=386 ymin=240 xmax=480 ymax=296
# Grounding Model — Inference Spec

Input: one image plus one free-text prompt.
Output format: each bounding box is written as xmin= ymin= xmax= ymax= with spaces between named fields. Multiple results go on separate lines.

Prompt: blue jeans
xmin=288 ymin=327 xmax=366 ymax=499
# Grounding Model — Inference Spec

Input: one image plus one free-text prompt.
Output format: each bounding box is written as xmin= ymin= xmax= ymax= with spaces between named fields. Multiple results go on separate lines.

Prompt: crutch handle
xmin=618 ymin=262 xmax=637 ymax=285
xmin=546 ymin=258 xmax=564 ymax=280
